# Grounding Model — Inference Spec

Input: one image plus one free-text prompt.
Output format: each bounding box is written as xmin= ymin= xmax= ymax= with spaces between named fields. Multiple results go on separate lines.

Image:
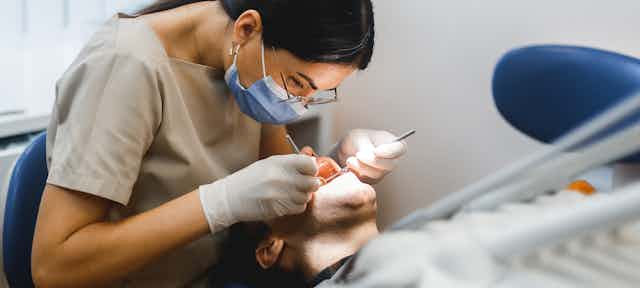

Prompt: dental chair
xmin=2 ymin=133 xmax=47 ymax=287
xmin=493 ymin=45 xmax=640 ymax=189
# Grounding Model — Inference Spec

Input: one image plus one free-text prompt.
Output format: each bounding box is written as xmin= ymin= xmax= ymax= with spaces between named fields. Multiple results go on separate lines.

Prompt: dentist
xmin=32 ymin=0 xmax=407 ymax=287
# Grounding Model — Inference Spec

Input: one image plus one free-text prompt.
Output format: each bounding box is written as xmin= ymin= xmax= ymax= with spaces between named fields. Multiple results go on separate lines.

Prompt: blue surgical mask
xmin=224 ymin=42 xmax=308 ymax=124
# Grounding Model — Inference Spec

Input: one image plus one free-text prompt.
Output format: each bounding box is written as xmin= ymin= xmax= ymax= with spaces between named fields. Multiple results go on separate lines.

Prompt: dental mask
xmin=224 ymin=42 xmax=308 ymax=124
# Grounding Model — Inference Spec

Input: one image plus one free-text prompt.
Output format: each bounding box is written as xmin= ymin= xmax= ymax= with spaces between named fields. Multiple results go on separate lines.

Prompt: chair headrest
xmin=493 ymin=45 xmax=640 ymax=163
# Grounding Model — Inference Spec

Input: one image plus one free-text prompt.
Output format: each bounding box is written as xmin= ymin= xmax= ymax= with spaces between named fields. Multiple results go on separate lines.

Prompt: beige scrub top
xmin=46 ymin=15 xmax=262 ymax=287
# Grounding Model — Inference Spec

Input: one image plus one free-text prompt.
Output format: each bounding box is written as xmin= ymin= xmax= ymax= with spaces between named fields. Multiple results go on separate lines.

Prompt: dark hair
xmin=208 ymin=223 xmax=309 ymax=288
xmin=137 ymin=0 xmax=375 ymax=69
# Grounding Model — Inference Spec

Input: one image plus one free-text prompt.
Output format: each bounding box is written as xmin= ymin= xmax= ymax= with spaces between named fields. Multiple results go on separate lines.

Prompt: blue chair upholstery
xmin=3 ymin=133 xmax=47 ymax=287
xmin=493 ymin=45 xmax=640 ymax=162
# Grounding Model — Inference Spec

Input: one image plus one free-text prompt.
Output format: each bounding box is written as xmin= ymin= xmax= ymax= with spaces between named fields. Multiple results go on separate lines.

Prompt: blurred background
xmin=0 ymin=0 xmax=153 ymax=116
xmin=2 ymin=0 xmax=639 ymax=229
xmin=334 ymin=0 xmax=639 ymax=227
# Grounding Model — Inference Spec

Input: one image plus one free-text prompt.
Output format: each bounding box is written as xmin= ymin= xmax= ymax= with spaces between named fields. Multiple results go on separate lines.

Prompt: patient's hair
xmin=208 ymin=223 xmax=308 ymax=288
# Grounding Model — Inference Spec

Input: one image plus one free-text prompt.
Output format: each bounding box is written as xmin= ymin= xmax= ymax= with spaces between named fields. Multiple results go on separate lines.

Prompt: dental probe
xmin=393 ymin=129 xmax=416 ymax=142
xmin=285 ymin=133 xmax=301 ymax=154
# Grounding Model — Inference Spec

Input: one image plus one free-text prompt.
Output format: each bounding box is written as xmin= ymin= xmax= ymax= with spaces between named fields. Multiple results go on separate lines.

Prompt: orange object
xmin=566 ymin=180 xmax=596 ymax=195
xmin=315 ymin=156 xmax=342 ymax=184
xmin=300 ymin=146 xmax=343 ymax=184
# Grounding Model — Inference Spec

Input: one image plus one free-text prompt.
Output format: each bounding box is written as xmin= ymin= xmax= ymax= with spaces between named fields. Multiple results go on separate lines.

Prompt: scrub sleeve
xmin=47 ymin=52 xmax=161 ymax=205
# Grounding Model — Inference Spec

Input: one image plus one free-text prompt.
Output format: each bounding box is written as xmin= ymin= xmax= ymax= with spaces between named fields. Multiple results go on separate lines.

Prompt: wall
xmin=333 ymin=0 xmax=640 ymax=228
xmin=0 ymin=0 xmax=153 ymax=116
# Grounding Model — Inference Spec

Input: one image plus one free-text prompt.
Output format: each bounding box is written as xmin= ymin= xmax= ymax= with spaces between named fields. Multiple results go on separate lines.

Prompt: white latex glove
xmin=333 ymin=129 xmax=408 ymax=184
xmin=199 ymin=154 xmax=321 ymax=233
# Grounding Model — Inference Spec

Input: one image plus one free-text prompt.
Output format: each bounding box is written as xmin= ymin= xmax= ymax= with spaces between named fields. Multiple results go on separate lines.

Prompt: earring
xmin=229 ymin=43 xmax=240 ymax=56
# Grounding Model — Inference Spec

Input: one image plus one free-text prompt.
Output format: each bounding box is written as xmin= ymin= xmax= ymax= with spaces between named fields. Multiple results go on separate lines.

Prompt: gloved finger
xmin=291 ymin=186 xmax=315 ymax=207
xmin=347 ymin=157 xmax=387 ymax=181
xmin=373 ymin=141 xmax=408 ymax=159
xmin=295 ymin=176 xmax=322 ymax=193
xmin=300 ymin=146 xmax=316 ymax=156
xmin=290 ymin=190 xmax=312 ymax=205
xmin=273 ymin=200 xmax=306 ymax=217
xmin=288 ymin=155 xmax=319 ymax=176
xmin=291 ymin=202 xmax=309 ymax=215
xmin=350 ymin=131 xmax=376 ymax=155
xmin=356 ymin=150 xmax=397 ymax=171
xmin=369 ymin=130 xmax=398 ymax=147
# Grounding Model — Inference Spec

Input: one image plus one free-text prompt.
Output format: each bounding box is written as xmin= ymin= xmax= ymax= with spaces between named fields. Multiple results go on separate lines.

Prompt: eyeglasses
xmin=278 ymin=72 xmax=339 ymax=107
xmin=270 ymin=47 xmax=339 ymax=107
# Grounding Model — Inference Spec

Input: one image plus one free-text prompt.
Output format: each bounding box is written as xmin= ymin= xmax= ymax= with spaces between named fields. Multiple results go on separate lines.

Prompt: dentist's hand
xmin=334 ymin=129 xmax=408 ymax=184
xmin=199 ymin=154 xmax=321 ymax=233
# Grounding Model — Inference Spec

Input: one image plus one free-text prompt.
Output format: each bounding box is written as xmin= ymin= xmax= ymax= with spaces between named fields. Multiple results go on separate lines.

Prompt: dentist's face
xmin=230 ymin=10 xmax=356 ymax=101
xmin=236 ymin=37 xmax=355 ymax=99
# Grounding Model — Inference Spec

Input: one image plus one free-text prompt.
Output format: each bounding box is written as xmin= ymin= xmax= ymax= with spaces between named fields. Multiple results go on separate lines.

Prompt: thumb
xmin=374 ymin=142 xmax=407 ymax=159
xmin=289 ymin=155 xmax=319 ymax=176
xmin=300 ymin=146 xmax=316 ymax=156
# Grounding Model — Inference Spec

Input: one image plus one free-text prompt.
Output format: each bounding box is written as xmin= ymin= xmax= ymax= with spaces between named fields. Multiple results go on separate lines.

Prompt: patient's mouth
xmin=316 ymin=156 xmax=343 ymax=184
xmin=299 ymin=146 xmax=363 ymax=191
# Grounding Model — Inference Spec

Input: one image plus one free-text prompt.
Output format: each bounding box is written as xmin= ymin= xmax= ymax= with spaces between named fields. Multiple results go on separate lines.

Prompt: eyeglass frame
xmin=269 ymin=47 xmax=339 ymax=107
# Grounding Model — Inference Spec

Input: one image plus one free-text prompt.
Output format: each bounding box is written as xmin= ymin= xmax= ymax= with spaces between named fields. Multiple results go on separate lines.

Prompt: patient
xmin=209 ymin=170 xmax=379 ymax=287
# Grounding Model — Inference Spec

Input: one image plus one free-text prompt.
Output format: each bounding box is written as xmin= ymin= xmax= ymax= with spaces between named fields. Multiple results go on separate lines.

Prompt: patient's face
xmin=253 ymin=172 xmax=378 ymax=279
xmin=268 ymin=172 xmax=377 ymax=239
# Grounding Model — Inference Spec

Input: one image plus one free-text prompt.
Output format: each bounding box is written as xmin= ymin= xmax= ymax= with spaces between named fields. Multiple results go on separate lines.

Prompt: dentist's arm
xmin=32 ymin=50 xmax=323 ymax=286
xmin=32 ymin=154 xmax=320 ymax=287
xmin=32 ymin=184 xmax=209 ymax=287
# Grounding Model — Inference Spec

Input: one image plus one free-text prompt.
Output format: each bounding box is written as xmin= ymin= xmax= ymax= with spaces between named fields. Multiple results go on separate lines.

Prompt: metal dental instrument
xmin=393 ymin=129 xmax=416 ymax=142
xmin=287 ymin=130 xmax=416 ymax=177
xmin=285 ymin=134 xmax=301 ymax=154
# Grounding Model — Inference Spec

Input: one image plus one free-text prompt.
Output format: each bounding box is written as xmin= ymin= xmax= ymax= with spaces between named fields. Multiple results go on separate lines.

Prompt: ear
xmin=255 ymin=237 xmax=284 ymax=269
xmin=232 ymin=9 xmax=263 ymax=46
